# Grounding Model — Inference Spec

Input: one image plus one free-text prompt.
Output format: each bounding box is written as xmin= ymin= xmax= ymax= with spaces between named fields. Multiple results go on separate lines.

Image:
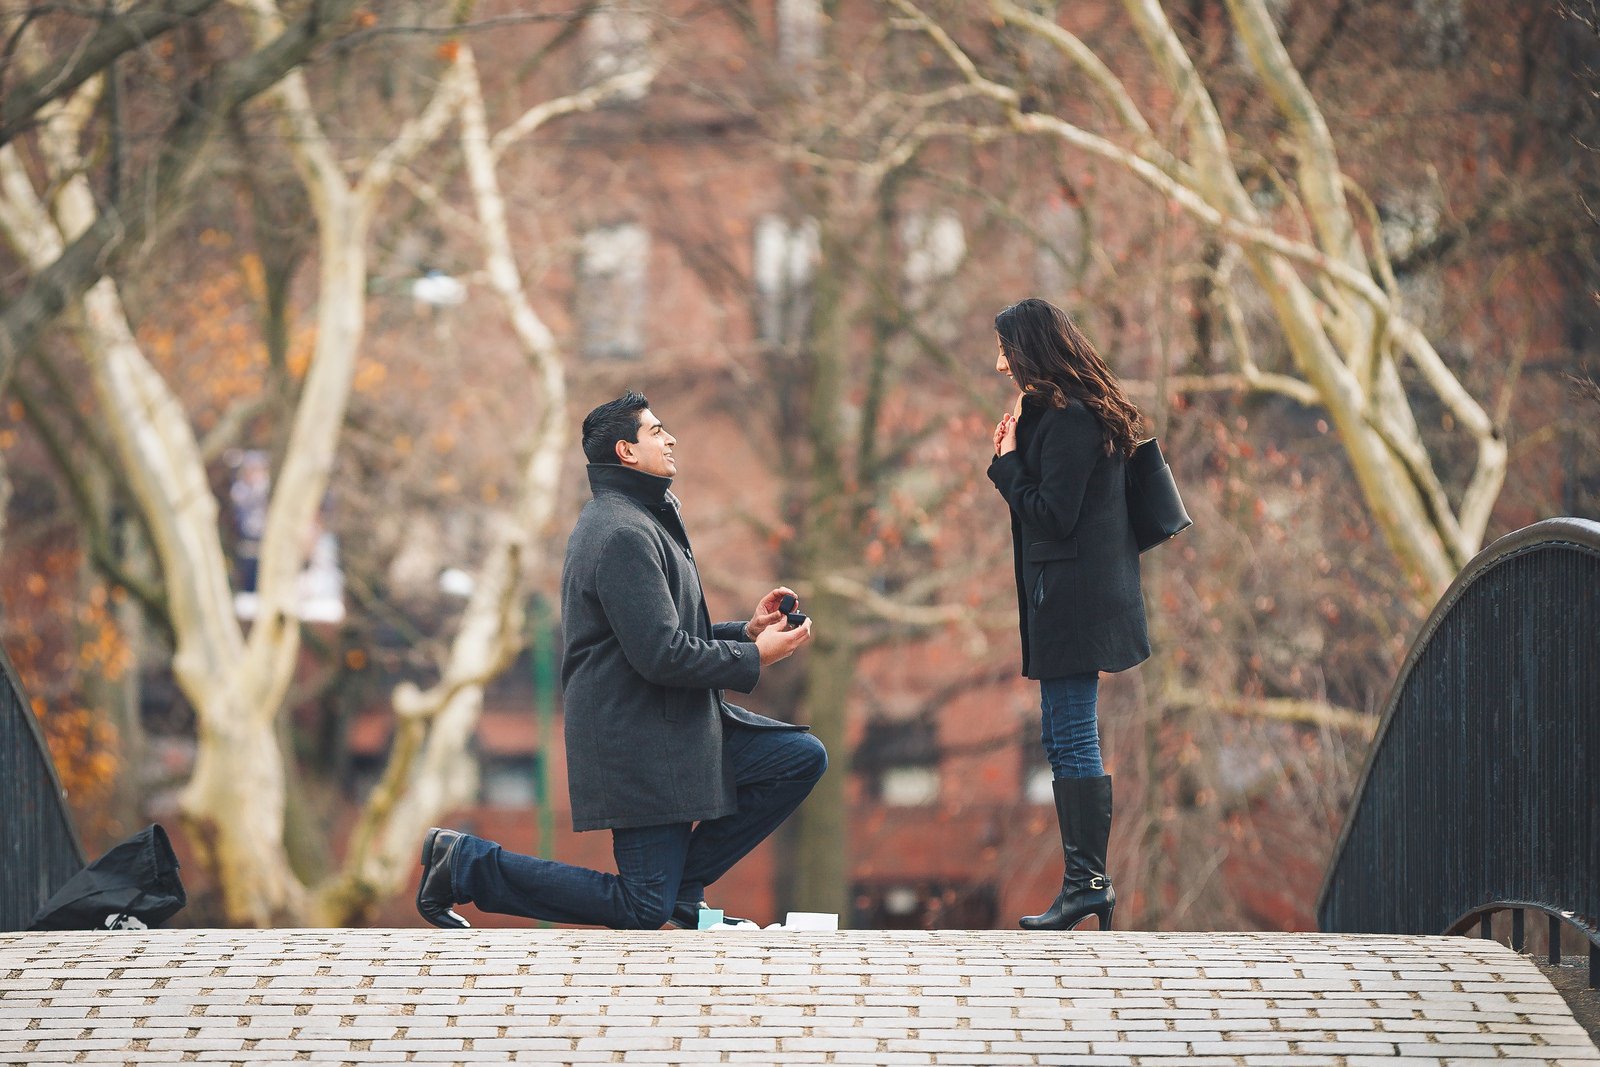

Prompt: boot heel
xmin=1096 ymin=903 xmax=1114 ymax=930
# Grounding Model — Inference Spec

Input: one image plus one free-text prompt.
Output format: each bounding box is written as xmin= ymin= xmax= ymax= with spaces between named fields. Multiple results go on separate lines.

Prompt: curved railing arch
xmin=1318 ymin=518 xmax=1600 ymax=984
xmin=0 ymin=639 xmax=84 ymax=930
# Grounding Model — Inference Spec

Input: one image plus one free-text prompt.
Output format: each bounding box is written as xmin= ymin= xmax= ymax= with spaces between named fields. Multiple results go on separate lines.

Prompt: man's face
xmin=618 ymin=408 xmax=677 ymax=477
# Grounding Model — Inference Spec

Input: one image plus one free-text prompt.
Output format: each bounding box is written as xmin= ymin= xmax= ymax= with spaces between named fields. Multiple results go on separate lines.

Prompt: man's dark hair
xmin=581 ymin=391 xmax=650 ymax=465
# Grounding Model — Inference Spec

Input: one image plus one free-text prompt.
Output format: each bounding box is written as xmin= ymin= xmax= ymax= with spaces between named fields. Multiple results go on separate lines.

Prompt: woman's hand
xmin=994 ymin=394 xmax=1022 ymax=456
xmin=985 ymin=415 xmax=1011 ymax=457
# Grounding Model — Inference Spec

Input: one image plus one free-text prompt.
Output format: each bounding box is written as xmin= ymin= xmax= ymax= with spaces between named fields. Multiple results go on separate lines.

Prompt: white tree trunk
xmin=1 ymin=5 xmax=465 ymax=919
xmin=316 ymin=47 xmax=647 ymax=921
xmin=0 ymin=80 xmax=311 ymax=921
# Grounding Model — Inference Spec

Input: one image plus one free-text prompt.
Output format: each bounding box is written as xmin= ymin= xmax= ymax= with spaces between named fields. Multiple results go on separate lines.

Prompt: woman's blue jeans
xmin=448 ymin=724 xmax=826 ymax=929
xmin=1040 ymin=672 xmax=1103 ymax=778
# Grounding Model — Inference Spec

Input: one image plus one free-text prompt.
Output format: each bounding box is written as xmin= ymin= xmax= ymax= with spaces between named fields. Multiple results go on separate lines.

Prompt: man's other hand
xmin=756 ymin=617 xmax=812 ymax=666
xmin=747 ymin=586 xmax=799 ymax=640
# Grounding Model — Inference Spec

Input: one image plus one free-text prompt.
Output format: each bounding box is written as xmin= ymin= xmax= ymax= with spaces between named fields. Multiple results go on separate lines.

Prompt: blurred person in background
xmin=988 ymin=298 xmax=1150 ymax=931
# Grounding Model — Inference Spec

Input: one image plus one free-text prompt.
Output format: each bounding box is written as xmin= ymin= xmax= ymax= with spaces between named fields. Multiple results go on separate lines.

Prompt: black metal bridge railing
xmin=0 ymin=641 xmax=85 ymax=931
xmin=1318 ymin=518 xmax=1600 ymax=986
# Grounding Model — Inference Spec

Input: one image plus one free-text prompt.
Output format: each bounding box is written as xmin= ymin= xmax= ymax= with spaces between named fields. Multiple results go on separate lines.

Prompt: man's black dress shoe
xmin=416 ymin=827 xmax=470 ymax=929
xmin=666 ymin=899 xmax=757 ymax=929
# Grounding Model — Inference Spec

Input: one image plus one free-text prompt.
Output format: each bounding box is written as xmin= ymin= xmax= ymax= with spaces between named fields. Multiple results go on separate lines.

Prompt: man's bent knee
xmin=799 ymin=734 xmax=828 ymax=781
xmin=614 ymin=881 xmax=676 ymax=930
xmin=612 ymin=894 xmax=673 ymax=929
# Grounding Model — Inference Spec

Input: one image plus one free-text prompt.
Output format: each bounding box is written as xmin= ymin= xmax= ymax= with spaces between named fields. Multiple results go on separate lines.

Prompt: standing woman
xmin=988 ymin=297 xmax=1150 ymax=931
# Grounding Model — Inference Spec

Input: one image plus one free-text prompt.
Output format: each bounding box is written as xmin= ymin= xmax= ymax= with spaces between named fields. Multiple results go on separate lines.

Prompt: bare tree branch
xmin=0 ymin=0 xmax=366 ymax=393
xmin=0 ymin=0 xmax=223 ymax=147
xmin=1164 ymin=686 xmax=1375 ymax=736
xmin=814 ymin=573 xmax=1012 ymax=633
xmin=490 ymin=65 xmax=655 ymax=162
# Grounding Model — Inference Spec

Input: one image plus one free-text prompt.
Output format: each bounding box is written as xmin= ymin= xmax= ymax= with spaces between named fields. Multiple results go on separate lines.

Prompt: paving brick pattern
xmin=1 ymin=930 xmax=1595 ymax=1065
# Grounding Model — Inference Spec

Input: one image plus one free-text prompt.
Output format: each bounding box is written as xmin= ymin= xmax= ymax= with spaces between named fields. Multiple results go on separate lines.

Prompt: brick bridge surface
xmin=1 ymin=929 xmax=1596 ymax=1065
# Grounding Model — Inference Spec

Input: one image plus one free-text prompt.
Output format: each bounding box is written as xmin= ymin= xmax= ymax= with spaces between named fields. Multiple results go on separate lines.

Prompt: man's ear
xmin=615 ymin=438 xmax=636 ymax=466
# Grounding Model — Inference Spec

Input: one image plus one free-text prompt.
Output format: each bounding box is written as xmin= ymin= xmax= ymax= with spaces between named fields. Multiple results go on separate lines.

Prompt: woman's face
xmin=995 ymin=335 xmax=1013 ymax=380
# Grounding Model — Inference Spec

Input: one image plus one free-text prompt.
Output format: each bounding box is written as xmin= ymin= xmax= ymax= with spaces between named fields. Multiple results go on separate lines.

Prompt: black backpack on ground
xmin=28 ymin=823 xmax=186 ymax=931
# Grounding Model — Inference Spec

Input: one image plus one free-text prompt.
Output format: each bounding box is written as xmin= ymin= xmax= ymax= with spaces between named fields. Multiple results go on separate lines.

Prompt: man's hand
xmin=756 ymin=617 xmax=812 ymax=666
xmin=746 ymin=586 xmax=799 ymax=640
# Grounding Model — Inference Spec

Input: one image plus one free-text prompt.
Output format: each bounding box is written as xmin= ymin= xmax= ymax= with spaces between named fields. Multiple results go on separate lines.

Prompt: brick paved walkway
xmin=1 ymin=930 xmax=1595 ymax=1065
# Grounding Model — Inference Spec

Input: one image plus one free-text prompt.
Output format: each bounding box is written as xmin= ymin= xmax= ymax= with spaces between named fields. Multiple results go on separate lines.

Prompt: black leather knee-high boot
xmin=1019 ymin=775 xmax=1115 ymax=931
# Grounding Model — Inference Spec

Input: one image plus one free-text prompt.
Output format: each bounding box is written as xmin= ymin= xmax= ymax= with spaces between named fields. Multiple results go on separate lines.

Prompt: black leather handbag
xmin=1126 ymin=438 xmax=1193 ymax=553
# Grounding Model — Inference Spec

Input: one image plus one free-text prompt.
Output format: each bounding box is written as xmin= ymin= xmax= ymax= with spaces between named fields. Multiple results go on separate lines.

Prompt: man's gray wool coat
xmin=560 ymin=463 xmax=804 ymax=832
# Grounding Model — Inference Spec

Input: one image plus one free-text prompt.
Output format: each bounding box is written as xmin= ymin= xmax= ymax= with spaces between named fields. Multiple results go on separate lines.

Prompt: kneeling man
xmin=417 ymin=391 xmax=824 ymax=929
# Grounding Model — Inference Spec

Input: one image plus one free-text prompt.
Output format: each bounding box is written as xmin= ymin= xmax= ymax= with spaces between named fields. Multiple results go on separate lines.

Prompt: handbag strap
xmin=105 ymin=889 xmax=150 ymax=930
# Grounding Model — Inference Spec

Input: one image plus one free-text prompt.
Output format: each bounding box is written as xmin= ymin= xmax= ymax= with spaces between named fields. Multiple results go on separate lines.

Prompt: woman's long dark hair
xmin=995 ymin=298 xmax=1143 ymax=458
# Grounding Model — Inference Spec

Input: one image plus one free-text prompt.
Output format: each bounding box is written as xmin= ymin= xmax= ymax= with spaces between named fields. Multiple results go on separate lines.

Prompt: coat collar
xmin=1018 ymin=392 xmax=1051 ymax=419
xmin=586 ymin=463 xmax=681 ymax=511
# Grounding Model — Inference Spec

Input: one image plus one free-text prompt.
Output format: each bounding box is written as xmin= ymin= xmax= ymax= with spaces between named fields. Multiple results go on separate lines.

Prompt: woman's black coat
xmin=988 ymin=395 xmax=1150 ymax=679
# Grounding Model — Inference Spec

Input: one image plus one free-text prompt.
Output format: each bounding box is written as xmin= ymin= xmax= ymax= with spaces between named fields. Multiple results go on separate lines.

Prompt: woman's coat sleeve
xmin=987 ymin=405 xmax=1102 ymax=539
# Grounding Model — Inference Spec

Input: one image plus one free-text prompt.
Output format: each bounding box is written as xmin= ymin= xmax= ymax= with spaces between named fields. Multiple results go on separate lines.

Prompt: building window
xmin=1378 ymin=189 xmax=1441 ymax=264
xmin=754 ymin=214 xmax=819 ymax=347
xmin=880 ymin=766 xmax=940 ymax=806
xmin=857 ymin=716 xmax=940 ymax=806
xmin=1412 ymin=0 xmax=1465 ymax=65
xmin=900 ymin=208 xmax=965 ymax=308
xmin=776 ymin=0 xmax=822 ymax=67
xmin=900 ymin=208 xmax=966 ymax=341
xmin=1379 ymin=188 xmax=1444 ymax=328
xmin=578 ymin=222 xmax=649 ymax=361
xmin=586 ymin=5 xmax=651 ymax=98
xmin=1034 ymin=194 xmax=1087 ymax=297
xmin=480 ymin=756 xmax=539 ymax=808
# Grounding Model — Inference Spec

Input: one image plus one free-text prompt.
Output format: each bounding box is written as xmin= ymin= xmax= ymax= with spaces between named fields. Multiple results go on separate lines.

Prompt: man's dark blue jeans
xmin=449 ymin=724 xmax=826 ymax=929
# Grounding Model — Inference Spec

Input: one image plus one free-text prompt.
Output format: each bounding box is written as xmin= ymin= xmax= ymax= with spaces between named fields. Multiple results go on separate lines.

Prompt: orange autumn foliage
xmin=1 ymin=544 xmax=129 ymax=845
